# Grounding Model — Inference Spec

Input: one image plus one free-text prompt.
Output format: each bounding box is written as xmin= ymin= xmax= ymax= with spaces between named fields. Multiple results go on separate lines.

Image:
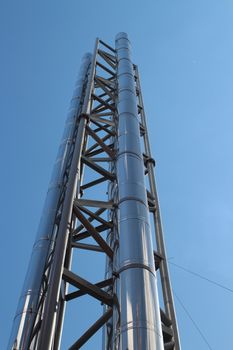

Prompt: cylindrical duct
xmin=8 ymin=53 xmax=92 ymax=350
xmin=114 ymin=32 xmax=164 ymax=350
xmin=36 ymin=39 xmax=98 ymax=348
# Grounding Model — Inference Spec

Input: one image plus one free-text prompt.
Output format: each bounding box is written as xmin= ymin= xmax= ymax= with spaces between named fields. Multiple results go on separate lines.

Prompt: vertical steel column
xmin=8 ymin=53 xmax=92 ymax=350
xmin=114 ymin=32 xmax=164 ymax=350
xmin=134 ymin=66 xmax=181 ymax=350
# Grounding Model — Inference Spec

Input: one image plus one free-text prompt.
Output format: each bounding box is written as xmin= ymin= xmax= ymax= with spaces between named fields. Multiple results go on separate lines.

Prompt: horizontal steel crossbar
xmin=65 ymin=277 xmax=113 ymax=302
xmin=62 ymin=269 xmax=113 ymax=306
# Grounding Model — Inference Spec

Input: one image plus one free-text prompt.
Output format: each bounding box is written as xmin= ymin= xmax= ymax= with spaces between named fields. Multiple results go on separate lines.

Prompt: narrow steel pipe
xmin=114 ymin=32 xmax=164 ymax=350
xmin=8 ymin=53 xmax=92 ymax=350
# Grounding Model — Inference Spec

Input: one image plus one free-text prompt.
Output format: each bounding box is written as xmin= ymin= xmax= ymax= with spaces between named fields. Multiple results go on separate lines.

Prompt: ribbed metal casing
xmin=8 ymin=53 xmax=92 ymax=350
xmin=114 ymin=32 xmax=164 ymax=350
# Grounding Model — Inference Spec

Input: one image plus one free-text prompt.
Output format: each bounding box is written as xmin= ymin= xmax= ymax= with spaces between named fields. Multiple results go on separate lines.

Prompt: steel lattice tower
xmin=9 ymin=33 xmax=180 ymax=350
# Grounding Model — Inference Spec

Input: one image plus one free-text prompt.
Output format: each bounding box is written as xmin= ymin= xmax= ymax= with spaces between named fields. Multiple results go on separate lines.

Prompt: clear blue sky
xmin=1 ymin=1 xmax=233 ymax=349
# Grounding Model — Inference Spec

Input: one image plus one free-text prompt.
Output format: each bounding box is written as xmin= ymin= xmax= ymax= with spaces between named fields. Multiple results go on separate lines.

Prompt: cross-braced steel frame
xmin=9 ymin=33 xmax=181 ymax=350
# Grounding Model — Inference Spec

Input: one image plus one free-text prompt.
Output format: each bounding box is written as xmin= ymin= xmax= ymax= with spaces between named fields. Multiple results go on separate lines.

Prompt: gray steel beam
xmin=69 ymin=308 xmax=113 ymax=350
xmin=71 ymin=242 xmax=104 ymax=253
xmin=134 ymin=64 xmax=181 ymax=350
xmin=90 ymin=115 xmax=115 ymax=126
xmin=81 ymin=176 xmax=107 ymax=190
xmin=96 ymin=61 xmax=116 ymax=77
xmin=75 ymin=198 xmax=114 ymax=209
xmin=99 ymin=39 xmax=116 ymax=53
xmin=73 ymin=223 xmax=109 ymax=242
xmin=62 ymin=269 xmax=113 ymax=306
xmin=81 ymin=156 xmax=115 ymax=180
xmin=65 ymin=278 xmax=113 ymax=302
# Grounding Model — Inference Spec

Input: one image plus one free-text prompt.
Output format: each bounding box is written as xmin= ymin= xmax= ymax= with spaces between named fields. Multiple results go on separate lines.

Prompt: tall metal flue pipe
xmin=8 ymin=53 xmax=92 ymax=350
xmin=8 ymin=33 xmax=180 ymax=350
xmin=114 ymin=33 xmax=164 ymax=349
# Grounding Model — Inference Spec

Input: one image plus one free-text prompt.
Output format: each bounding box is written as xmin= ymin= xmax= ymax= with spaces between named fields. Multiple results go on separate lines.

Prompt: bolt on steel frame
xmin=9 ymin=33 xmax=181 ymax=350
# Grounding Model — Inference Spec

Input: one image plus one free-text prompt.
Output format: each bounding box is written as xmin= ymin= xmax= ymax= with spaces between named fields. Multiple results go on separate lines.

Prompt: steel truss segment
xmin=93 ymin=122 xmax=114 ymax=136
xmin=72 ymin=206 xmax=113 ymax=259
xmin=36 ymin=39 xmax=101 ymax=350
xmin=98 ymin=49 xmax=116 ymax=69
xmin=73 ymin=224 xmax=110 ymax=242
xmin=95 ymin=75 xmax=115 ymax=90
xmin=92 ymin=121 xmax=115 ymax=136
xmin=62 ymin=269 xmax=113 ymax=306
xmin=85 ymin=125 xmax=115 ymax=158
xmin=94 ymin=91 xmax=109 ymax=100
xmin=74 ymin=204 xmax=113 ymax=228
xmin=92 ymin=96 xmax=115 ymax=114
xmin=65 ymin=277 xmax=113 ymax=301
xmin=77 ymin=222 xmax=109 ymax=234
xmin=87 ymin=122 xmax=115 ymax=141
xmin=85 ymin=133 xmax=112 ymax=155
xmin=92 ymin=92 xmax=115 ymax=108
xmin=61 ymin=39 xmax=117 ymax=348
xmin=72 ymin=227 xmax=112 ymax=244
xmin=92 ymin=124 xmax=115 ymax=137
xmin=73 ymin=207 xmax=106 ymax=234
xmin=94 ymin=76 xmax=115 ymax=100
xmin=81 ymin=156 xmax=115 ymax=180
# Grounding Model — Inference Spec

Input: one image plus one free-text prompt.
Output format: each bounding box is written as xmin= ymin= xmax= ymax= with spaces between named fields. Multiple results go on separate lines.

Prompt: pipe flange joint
xmin=80 ymin=113 xmax=90 ymax=122
xmin=145 ymin=157 xmax=156 ymax=167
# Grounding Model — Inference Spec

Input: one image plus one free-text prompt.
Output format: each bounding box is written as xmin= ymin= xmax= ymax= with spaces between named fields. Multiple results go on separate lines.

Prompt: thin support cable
xmin=169 ymin=261 xmax=233 ymax=294
xmin=174 ymin=291 xmax=213 ymax=350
